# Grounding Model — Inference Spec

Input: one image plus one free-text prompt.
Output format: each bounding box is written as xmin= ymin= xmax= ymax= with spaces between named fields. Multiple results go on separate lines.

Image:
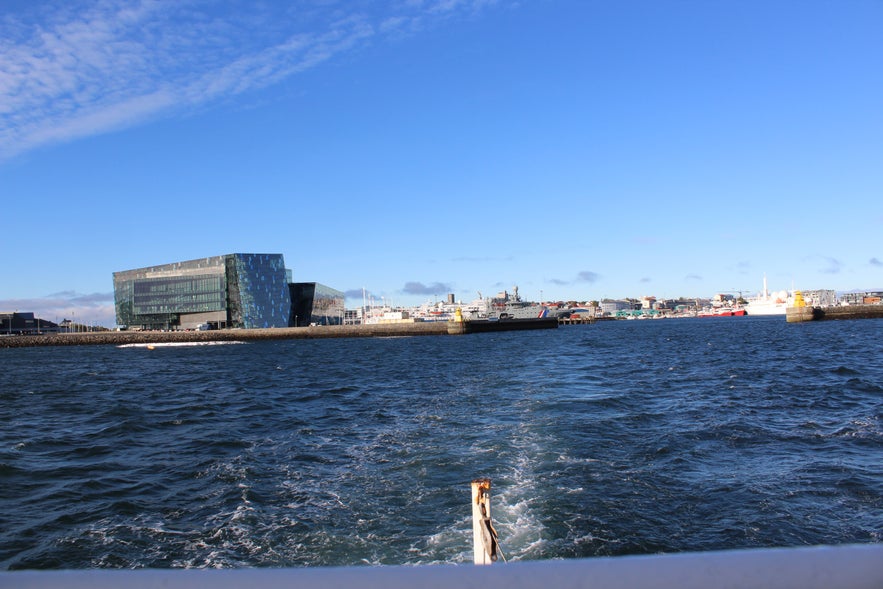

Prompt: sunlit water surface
xmin=1 ymin=317 xmax=881 ymax=569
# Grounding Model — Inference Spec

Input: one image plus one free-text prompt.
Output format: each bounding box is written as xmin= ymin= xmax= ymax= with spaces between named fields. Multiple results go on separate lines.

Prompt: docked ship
xmin=698 ymin=307 xmax=747 ymax=317
xmin=697 ymin=293 xmax=747 ymax=317
xmin=462 ymin=286 xmax=553 ymax=320
xmin=448 ymin=286 xmax=558 ymax=333
xmin=745 ymin=275 xmax=793 ymax=316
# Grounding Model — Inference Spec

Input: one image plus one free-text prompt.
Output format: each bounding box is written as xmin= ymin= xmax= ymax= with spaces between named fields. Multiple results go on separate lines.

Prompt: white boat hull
xmin=745 ymin=302 xmax=788 ymax=316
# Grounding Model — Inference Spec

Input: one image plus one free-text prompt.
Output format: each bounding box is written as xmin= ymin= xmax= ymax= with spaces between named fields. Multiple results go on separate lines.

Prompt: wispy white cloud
xmin=0 ymin=0 xmax=495 ymax=161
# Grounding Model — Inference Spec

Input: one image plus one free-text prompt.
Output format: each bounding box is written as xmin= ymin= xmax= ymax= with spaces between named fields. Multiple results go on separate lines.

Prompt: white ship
xmin=463 ymin=286 xmax=551 ymax=320
xmin=745 ymin=275 xmax=793 ymax=316
xmin=403 ymin=287 xmax=553 ymax=322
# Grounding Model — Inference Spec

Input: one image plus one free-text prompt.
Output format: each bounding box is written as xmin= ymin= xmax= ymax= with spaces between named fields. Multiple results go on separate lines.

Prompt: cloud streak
xmin=577 ymin=271 xmax=600 ymax=283
xmin=401 ymin=281 xmax=453 ymax=295
xmin=548 ymin=270 xmax=601 ymax=286
xmin=819 ymin=257 xmax=844 ymax=274
xmin=0 ymin=0 xmax=494 ymax=160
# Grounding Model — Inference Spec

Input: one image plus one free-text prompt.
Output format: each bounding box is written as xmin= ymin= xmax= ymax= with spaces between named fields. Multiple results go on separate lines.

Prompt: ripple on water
xmin=1 ymin=320 xmax=882 ymax=568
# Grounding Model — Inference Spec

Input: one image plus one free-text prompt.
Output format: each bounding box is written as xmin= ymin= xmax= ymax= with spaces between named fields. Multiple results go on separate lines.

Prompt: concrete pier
xmin=786 ymin=304 xmax=883 ymax=323
xmin=1 ymin=315 xmax=575 ymax=348
xmin=558 ymin=315 xmax=596 ymax=325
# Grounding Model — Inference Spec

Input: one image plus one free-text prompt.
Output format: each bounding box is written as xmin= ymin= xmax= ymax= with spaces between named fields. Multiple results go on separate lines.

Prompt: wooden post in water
xmin=471 ymin=478 xmax=499 ymax=565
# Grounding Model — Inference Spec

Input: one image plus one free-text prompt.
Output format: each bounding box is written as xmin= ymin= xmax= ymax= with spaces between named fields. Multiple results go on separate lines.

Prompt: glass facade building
xmin=113 ymin=254 xmax=292 ymax=330
xmin=289 ymin=283 xmax=346 ymax=326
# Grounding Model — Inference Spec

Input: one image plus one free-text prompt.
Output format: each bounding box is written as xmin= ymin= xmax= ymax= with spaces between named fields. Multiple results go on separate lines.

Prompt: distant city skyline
xmin=3 ymin=272 xmax=881 ymax=329
xmin=2 ymin=1 xmax=881 ymax=327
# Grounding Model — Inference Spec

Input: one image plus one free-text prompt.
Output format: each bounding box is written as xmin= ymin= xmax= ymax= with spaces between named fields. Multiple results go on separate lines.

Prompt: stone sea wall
xmin=0 ymin=323 xmax=450 ymax=349
xmin=786 ymin=304 xmax=883 ymax=323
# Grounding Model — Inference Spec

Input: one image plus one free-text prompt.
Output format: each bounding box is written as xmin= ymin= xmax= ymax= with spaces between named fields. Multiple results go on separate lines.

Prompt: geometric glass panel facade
xmin=289 ymin=282 xmax=345 ymax=326
xmin=312 ymin=282 xmax=345 ymax=325
xmin=132 ymin=274 xmax=225 ymax=315
xmin=113 ymin=253 xmax=292 ymax=330
xmin=226 ymin=253 xmax=291 ymax=329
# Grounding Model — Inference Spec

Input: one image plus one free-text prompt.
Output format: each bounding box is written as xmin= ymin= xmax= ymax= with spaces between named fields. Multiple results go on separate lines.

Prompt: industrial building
xmin=113 ymin=253 xmax=343 ymax=330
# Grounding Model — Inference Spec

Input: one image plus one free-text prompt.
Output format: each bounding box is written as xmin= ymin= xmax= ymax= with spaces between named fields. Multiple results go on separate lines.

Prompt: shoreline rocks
xmin=0 ymin=323 xmax=450 ymax=348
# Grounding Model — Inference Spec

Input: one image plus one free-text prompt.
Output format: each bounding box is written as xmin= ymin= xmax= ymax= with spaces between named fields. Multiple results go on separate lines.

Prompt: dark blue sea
xmin=1 ymin=317 xmax=881 ymax=570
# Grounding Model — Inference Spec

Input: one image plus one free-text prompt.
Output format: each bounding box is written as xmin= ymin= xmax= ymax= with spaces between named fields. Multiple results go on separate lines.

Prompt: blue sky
xmin=2 ymin=0 xmax=882 ymax=327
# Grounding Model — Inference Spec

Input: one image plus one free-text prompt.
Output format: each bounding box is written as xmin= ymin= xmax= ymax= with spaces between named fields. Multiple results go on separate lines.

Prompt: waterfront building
xmin=0 ymin=312 xmax=58 ymax=335
xmin=840 ymin=291 xmax=883 ymax=305
xmin=799 ymin=289 xmax=837 ymax=307
xmin=289 ymin=282 xmax=346 ymax=326
xmin=343 ymin=308 xmax=364 ymax=325
xmin=113 ymin=254 xmax=293 ymax=330
xmin=600 ymin=299 xmax=632 ymax=316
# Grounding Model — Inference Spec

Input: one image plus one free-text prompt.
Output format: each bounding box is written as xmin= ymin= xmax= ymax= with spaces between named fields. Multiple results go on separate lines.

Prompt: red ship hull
xmin=698 ymin=308 xmax=747 ymax=317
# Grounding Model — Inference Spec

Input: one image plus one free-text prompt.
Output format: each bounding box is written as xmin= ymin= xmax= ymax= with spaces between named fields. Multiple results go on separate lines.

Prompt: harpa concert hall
xmin=113 ymin=253 xmax=344 ymax=330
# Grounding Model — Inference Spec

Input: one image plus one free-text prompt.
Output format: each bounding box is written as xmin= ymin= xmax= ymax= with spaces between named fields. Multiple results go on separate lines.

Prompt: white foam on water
xmin=420 ymin=516 xmax=472 ymax=564
xmin=482 ymin=422 xmax=561 ymax=561
xmin=116 ymin=341 xmax=246 ymax=349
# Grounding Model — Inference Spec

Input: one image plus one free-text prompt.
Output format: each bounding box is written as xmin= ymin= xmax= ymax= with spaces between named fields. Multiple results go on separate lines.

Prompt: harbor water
xmin=1 ymin=317 xmax=881 ymax=569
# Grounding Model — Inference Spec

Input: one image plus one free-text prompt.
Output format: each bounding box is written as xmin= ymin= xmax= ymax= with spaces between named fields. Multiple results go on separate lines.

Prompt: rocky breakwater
xmin=0 ymin=323 xmax=450 ymax=349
